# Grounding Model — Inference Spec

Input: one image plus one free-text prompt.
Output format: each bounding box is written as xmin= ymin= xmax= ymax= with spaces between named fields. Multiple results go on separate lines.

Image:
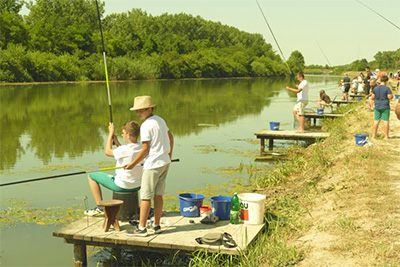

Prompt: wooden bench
xmin=304 ymin=112 xmax=344 ymax=125
xmin=254 ymin=130 xmax=329 ymax=153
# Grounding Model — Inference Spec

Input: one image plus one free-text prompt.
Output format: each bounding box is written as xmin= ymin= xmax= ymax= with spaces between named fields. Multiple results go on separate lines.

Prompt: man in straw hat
xmin=125 ymin=96 xmax=174 ymax=237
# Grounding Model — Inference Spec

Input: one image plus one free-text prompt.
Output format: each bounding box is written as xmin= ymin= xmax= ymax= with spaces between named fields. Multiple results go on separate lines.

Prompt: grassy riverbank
xmin=192 ymin=100 xmax=400 ymax=266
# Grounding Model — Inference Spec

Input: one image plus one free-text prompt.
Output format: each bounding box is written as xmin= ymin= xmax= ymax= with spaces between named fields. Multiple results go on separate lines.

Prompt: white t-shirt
xmin=141 ymin=115 xmax=171 ymax=170
xmin=352 ymin=79 xmax=358 ymax=88
xmin=297 ymin=80 xmax=309 ymax=103
xmin=113 ymin=143 xmax=143 ymax=189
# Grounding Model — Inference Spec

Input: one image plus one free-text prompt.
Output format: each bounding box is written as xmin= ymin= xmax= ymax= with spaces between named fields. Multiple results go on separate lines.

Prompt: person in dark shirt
xmin=371 ymin=76 xmax=393 ymax=139
xmin=364 ymin=66 xmax=372 ymax=95
xmin=341 ymin=73 xmax=351 ymax=100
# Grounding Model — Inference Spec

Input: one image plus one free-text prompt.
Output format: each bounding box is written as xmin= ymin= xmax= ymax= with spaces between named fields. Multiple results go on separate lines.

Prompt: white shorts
xmin=140 ymin=164 xmax=170 ymax=200
xmin=293 ymin=102 xmax=308 ymax=116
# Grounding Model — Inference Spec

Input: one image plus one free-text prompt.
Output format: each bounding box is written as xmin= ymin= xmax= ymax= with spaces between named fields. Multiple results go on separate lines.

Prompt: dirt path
xmin=295 ymin=99 xmax=400 ymax=266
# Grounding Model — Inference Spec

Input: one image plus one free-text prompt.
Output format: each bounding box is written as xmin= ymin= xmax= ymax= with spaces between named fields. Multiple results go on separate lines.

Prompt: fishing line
xmin=255 ymin=0 xmax=293 ymax=76
xmin=0 ymin=159 xmax=180 ymax=187
xmin=356 ymin=0 xmax=400 ymax=31
xmin=95 ymin=0 xmax=113 ymax=122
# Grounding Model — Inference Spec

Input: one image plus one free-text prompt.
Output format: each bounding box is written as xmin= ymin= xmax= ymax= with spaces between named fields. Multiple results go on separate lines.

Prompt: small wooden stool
xmin=99 ymin=199 xmax=124 ymax=232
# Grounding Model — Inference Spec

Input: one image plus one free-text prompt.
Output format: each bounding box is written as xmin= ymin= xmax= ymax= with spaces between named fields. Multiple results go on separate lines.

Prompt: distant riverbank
xmin=249 ymin=100 xmax=400 ymax=266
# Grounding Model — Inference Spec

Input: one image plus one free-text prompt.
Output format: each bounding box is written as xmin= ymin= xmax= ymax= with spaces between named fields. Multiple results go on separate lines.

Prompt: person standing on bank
xmin=125 ymin=96 xmax=174 ymax=237
xmin=364 ymin=66 xmax=372 ymax=95
xmin=371 ymin=76 xmax=393 ymax=139
xmin=341 ymin=73 xmax=351 ymax=100
xmin=286 ymin=72 xmax=309 ymax=133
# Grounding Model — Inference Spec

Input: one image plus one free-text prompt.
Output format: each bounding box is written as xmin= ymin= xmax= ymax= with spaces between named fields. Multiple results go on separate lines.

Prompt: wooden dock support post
xmin=268 ymin=138 xmax=274 ymax=151
xmin=260 ymin=138 xmax=265 ymax=154
xmin=73 ymin=243 xmax=87 ymax=267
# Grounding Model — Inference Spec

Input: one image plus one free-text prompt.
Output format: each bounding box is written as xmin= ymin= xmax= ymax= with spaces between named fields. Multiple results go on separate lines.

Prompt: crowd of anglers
xmin=285 ymin=69 xmax=400 ymax=139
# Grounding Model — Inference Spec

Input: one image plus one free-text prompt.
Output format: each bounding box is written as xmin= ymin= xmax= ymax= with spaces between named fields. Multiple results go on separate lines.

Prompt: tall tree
xmin=0 ymin=0 xmax=28 ymax=48
xmin=287 ymin=50 xmax=305 ymax=74
xmin=25 ymin=0 xmax=102 ymax=55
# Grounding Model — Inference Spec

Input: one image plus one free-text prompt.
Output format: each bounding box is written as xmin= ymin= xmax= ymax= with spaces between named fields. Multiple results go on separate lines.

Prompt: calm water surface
xmin=0 ymin=76 xmax=339 ymax=265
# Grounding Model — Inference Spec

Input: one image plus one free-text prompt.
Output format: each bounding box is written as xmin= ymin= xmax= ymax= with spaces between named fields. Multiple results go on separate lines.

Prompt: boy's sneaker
xmin=84 ymin=207 xmax=104 ymax=216
xmin=126 ymin=227 xmax=148 ymax=237
xmin=149 ymin=225 xmax=162 ymax=234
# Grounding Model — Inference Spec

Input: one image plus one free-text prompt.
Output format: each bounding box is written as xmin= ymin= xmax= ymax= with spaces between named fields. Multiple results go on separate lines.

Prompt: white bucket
xmin=238 ymin=193 xmax=266 ymax=225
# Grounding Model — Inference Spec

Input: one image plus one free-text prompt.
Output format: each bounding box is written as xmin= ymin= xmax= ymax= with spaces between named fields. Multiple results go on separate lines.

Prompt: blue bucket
xmin=357 ymin=97 xmax=362 ymax=102
xmin=317 ymin=109 xmax=324 ymax=114
xmin=210 ymin=196 xmax=232 ymax=220
xmin=179 ymin=193 xmax=205 ymax=217
xmin=269 ymin=122 xmax=280 ymax=131
xmin=354 ymin=134 xmax=369 ymax=146
xmin=395 ymin=94 xmax=400 ymax=99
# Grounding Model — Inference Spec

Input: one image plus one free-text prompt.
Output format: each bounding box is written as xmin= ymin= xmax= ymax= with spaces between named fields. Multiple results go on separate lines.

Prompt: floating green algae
xmin=0 ymin=198 xmax=84 ymax=227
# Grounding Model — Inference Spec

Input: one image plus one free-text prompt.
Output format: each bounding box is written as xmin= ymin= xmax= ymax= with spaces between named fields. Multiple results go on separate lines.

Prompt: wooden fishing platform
xmin=53 ymin=211 xmax=265 ymax=265
xmin=349 ymin=93 xmax=366 ymax=99
xmin=331 ymin=99 xmax=358 ymax=106
xmin=304 ymin=112 xmax=344 ymax=125
xmin=254 ymin=130 xmax=329 ymax=154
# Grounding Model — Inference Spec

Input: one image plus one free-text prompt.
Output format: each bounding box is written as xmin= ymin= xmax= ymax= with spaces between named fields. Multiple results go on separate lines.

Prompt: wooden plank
xmin=53 ymin=217 xmax=103 ymax=239
xmin=255 ymin=130 xmax=329 ymax=140
xmin=332 ymin=99 xmax=357 ymax=104
xmin=174 ymin=217 xmax=233 ymax=252
xmin=72 ymin=218 xmax=106 ymax=241
xmin=53 ymin=212 xmax=265 ymax=256
xmin=125 ymin=211 xmax=184 ymax=247
xmin=304 ymin=112 xmax=343 ymax=119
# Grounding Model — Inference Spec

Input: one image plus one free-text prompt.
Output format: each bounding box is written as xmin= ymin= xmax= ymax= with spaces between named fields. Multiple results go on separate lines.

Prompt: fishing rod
xmin=255 ymin=0 xmax=293 ymax=76
xmin=356 ymin=0 xmax=400 ymax=31
xmin=315 ymin=41 xmax=332 ymax=68
xmin=95 ymin=0 xmax=113 ymax=123
xmin=0 ymin=159 xmax=180 ymax=187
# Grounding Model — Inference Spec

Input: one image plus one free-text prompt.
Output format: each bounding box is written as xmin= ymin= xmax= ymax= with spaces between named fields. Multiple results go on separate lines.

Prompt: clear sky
xmin=100 ymin=0 xmax=399 ymax=66
xmin=21 ymin=0 xmax=400 ymax=66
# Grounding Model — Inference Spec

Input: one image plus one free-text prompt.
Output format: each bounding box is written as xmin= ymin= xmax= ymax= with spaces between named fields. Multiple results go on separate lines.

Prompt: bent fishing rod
xmin=95 ymin=0 xmax=113 ymax=123
xmin=0 ymin=159 xmax=180 ymax=187
xmin=255 ymin=0 xmax=293 ymax=76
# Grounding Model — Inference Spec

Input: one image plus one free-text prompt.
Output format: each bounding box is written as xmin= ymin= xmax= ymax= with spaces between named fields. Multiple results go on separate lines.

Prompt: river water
xmin=0 ymin=76 xmax=339 ymax=265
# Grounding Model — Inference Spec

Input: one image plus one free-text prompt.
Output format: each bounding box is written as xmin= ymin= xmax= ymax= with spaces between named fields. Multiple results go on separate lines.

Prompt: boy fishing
xmin=85 ymin=121 xmax=143 ymax=216
xmin=125 ymin=96 xmax=174 ymax=237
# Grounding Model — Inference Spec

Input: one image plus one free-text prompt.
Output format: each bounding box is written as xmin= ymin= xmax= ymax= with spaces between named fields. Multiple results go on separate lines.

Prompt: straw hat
xmin=130 ymin=96 xmax=156 ymax=111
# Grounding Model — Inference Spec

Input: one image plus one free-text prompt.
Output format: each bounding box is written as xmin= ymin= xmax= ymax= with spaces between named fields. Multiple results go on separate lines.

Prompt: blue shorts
xmin=89 ymin=172 xmax=140 ymax=192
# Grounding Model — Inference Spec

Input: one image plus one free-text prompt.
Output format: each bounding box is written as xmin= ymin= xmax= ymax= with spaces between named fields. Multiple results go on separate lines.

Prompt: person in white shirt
xmin=286 ymin=72 xmax=309 ymax=133
xmin=85 ymin=121 xmax=143 ymax=216
xmin=125 ymin=96 xmax=174 ymax=237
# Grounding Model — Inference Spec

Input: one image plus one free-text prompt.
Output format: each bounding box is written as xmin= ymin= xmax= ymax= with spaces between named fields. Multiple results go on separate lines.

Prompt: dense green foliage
xmin=307 ymin=49 xmax=400 ymax=75
xmin=0 ymin=0 xmax=290 ymax=82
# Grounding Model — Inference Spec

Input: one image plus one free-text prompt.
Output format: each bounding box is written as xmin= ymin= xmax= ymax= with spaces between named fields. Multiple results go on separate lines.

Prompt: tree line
xmin=1 ymin=0 xmax=303 ymax=83
xmin=305 ymin=48 xmax=400 ymax=75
